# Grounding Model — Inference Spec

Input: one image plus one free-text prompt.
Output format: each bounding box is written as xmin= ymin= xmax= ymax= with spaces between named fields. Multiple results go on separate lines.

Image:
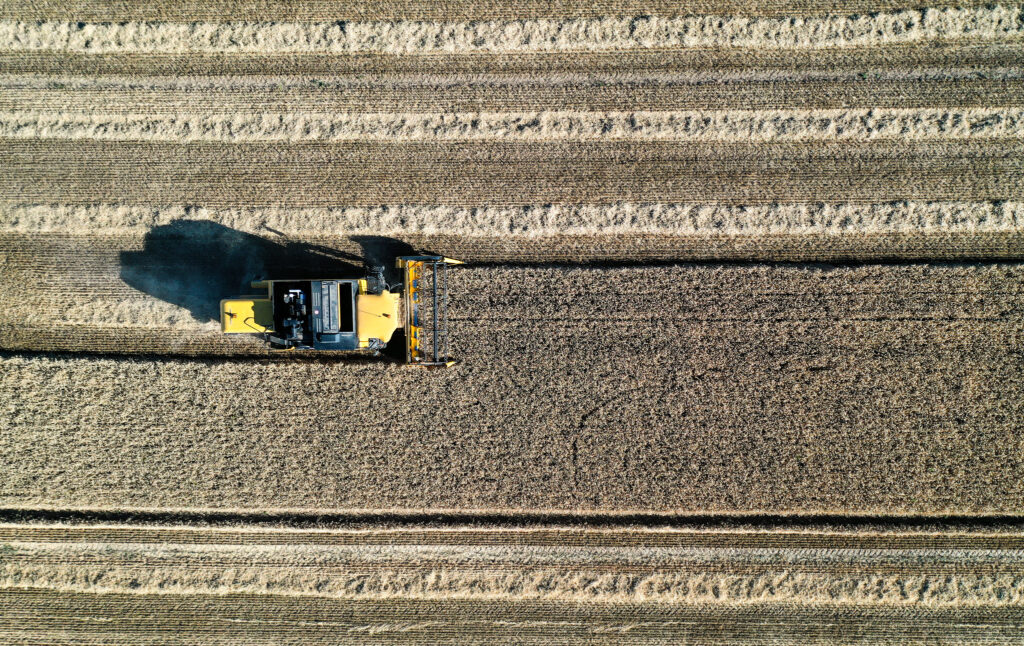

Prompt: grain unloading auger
xmin=220 ymin=256 xmax=462 ymax=366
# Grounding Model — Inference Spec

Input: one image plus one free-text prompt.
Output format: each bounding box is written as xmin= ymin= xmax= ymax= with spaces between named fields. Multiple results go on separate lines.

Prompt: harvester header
xmin=399 ymin=256 xmax=462 ymax=367
xmin=220 ymin=255 xmax=462 ymax=366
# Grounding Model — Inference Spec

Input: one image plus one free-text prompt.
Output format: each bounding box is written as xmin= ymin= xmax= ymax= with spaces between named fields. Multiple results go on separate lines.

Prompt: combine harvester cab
xmin=220 ymin=255 xmax=462 ymax=366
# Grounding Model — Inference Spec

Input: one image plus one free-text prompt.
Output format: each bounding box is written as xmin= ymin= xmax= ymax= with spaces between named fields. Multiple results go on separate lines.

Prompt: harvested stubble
xmin=3 ymin=523 xmax=1024 ymax=644
xmin=2 ymin=7 xmax=1022 ymax=211
xmin=2 ymin=263 xmax=1022 ymax=514
xmin=5 ymin=41 xmax=1024 ymax=82
xmin=5 ymin=140 xmax=1022 ymax=206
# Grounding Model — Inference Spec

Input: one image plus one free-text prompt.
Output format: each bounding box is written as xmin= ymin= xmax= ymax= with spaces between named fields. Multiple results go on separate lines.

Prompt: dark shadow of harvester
xmin=350 ymin=235 xmax=416 ymax=286
xmin=120 ymin=221 xmax=415 ymax=323
xmin=119 ymin=221 xmax=454 ymax=365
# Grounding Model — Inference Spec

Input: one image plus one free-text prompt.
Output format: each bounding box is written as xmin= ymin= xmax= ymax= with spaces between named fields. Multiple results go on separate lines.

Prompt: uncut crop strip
xmin=2 ymin=264 xmax=1022 ymax=515
xmin=2 ymin=523 xmax=1024 ymax=644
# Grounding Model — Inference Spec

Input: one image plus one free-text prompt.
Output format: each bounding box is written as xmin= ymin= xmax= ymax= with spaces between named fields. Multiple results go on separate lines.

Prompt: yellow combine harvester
xmin=220 ymin=256 xmax=462 ymax=366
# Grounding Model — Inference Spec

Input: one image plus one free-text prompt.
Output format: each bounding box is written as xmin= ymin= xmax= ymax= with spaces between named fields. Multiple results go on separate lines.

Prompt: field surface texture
xmin=2 ymin=0 xmax=1024 ymax=643
xmin=4 ymin=522 xmax=1024 ymax=645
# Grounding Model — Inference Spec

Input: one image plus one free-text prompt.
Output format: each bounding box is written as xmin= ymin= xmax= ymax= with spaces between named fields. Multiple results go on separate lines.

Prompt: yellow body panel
xmin=357 ymin=291 xmax=400 ymax=346
xmin=221 ymin=298 xmax=273 ymax=334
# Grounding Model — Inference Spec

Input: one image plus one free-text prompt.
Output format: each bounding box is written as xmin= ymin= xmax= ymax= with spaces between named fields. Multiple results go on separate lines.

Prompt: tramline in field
xmin=220 ymin=255 xmax=462 ymax=366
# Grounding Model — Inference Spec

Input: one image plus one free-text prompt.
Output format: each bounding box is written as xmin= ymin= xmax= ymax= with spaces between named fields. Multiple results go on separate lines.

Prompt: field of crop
xmin=2 ymin=0 xmax=1023 ymax=643
xmin=3 ymin=262 xmax=1024 ymax=514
